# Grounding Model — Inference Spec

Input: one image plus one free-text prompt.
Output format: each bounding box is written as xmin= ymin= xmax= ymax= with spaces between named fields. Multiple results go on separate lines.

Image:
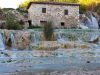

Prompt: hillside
xmin=0 ymin=0 xmax=100 ymax=29
xmin=0 ymin=8 xmax=28 ymax=29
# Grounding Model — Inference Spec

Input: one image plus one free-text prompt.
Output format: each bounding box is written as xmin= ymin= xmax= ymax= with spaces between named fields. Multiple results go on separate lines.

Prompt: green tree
xmin=5 ymin=12 xmax=23 ymax=30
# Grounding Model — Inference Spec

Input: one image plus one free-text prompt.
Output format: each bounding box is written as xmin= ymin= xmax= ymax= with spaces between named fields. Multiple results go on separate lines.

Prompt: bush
xmin=43 ymin=21 xmax=54 ymax=41
xmin=5 ymin=12 xmax=23 ymax=30
xmin=94 ymin=3 xmax=100 ymax=15
xmin=79 ymin=5 xmax=87 ymax=14
xmin=0 ymin=8 xmax=2 ymax=12
xmin=16 ymin=8 xmax=28 ymax=14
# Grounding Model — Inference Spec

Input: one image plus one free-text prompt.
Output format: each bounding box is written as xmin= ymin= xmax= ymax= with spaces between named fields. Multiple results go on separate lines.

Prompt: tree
xmin=5 ymin=12 xmax=23 ymax=30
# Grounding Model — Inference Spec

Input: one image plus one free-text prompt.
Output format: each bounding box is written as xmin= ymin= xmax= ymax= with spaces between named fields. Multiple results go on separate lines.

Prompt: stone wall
xmin=28 ymin=4 xmax=79 ymax=28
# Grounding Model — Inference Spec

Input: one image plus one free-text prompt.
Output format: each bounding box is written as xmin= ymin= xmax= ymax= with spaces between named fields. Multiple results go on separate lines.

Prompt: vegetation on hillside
xmin=0 ymin=8 xmax=28 ymax=30
xmin=5 ymin=12 xmax=23 ymax=30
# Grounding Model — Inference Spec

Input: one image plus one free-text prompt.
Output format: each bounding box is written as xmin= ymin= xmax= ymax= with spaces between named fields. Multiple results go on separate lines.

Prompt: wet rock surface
xmin=0 ymin=70 xmax=100 ymax=75
xmin=0 ymin=29 xmax=100 ymax=50
xmin=0 ymin=29 xmax=100 ymax=75
xmin=31 ymin=41 xmax=97 ymax=50
xmin=15 ymin=31 xmax=30 ymax=50
xmin=0 ymin=49 xmax=100 ymax=74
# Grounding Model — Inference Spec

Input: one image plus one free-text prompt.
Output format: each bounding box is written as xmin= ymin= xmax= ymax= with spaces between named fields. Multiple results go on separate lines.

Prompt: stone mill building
xmin=27 ymin=2 xmax=80 ymax=28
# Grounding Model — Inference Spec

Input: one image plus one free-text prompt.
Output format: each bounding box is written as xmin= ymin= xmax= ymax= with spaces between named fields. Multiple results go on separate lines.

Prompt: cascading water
xmin=86 ymin=15 xmax=99 ymax=29
xmin=90 ymin=31 xmax=99 ymax=41
xmin=31 ymin=33 xmax=39 ymax=43
xmin=31 ymin=32 xmax=40 ymax=43
xmin=80 ymin=12 xmax=99 ymax=42
xmin=0 ymin=33 xmax=5 ymax=50
xmin=80 ymin=12 xmax=99 ymax=29
xmin=33 ymin=33 xmax=39 ymax=43
xmin=92 ymin=14 xmax=99 ymax=29
xmin=0 ymin=29 xmax=100 ymax=73
xmin=56 ymin=32 xmax=67 ymax=43
xmin=10 ymin=32 xmax=16 ymax=50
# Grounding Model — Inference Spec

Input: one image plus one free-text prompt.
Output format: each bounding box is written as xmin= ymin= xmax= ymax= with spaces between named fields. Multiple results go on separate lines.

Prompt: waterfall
xmin=10 ymin=32 xmax=16 ymax=50
xmin=80 ymin=23 xmax=89 ymax=29
xmin=80 ymin=12 xmax=99 ymax=42
xmin=0 ymin=33 xmax=5 ymax=50
xmin=91 ymin=15 xmax=99 ymax=29
xmin=33 ymin=33 xmax=38 ymax=43
xmin=89 ymin=31 xmax=99 ymax=42
xmin=86 ymin=17 xmax=93 ymax=28
xmin=86 ymin=15 xmax=99 ymax=29
xmin=57 ymin=32 xmax=67 ymax=43
xmin=31 ymin=32 xmax=40 ymax=43
xmin=80 ymin=12 xmax=99 ymax=29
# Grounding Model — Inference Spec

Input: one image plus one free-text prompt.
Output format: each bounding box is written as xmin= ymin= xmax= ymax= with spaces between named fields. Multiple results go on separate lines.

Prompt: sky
xmin=0 ymin=0 xmax=25 ymax=9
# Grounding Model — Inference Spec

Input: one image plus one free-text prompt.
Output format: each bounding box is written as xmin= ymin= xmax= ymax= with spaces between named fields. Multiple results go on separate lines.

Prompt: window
xmin=64 ymin=10 xmax=68 ymax=15
xmin=42 ymin=8 xmax=46 ymax=13
xmin=61 ymin=22 xmax=65 ymax=26
xmin=40 ymin=21 xmax=47 ymax=25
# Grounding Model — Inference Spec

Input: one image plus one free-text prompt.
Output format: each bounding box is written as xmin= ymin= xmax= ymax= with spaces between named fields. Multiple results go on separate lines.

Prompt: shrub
xmin=94 ymin=3 xmax=100 ymax=15
xmin=0 ymin=8 xmax=2 ymax=12
xmin=43 ymin=21 xmax=54 ymax=41
xmin=16 ymin=8 xmax=28 ymax=14
xmin=79 ymin=5 xmax=87 ymax=14
xmin=5 ymin=12 xmax=23 ymax=30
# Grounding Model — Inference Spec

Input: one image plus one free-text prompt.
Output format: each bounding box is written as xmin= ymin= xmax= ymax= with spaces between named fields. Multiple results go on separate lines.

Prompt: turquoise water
xmin=0 ymin=48 xmax=100 ymax=73
xmin=0 ymin=29 xmax=100 ymax=73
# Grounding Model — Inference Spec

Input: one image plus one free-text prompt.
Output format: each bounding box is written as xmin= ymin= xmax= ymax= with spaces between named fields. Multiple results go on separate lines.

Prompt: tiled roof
xmin=27 ymin=2 xmax=79 ymax=9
